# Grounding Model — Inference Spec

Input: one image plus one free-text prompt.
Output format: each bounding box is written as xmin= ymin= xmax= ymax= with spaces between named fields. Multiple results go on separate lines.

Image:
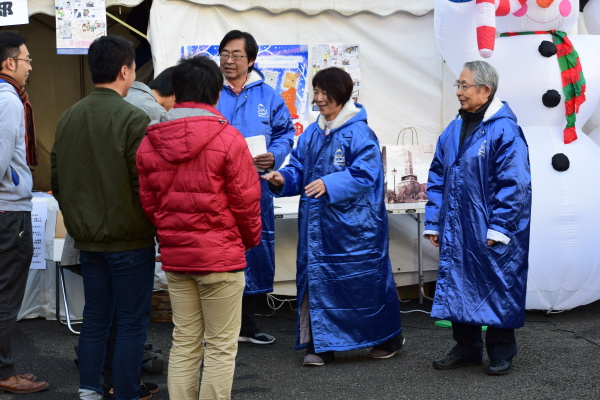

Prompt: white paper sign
xmin=0 ymin=1 xmax=29 ymax=27
xmin=245 ymin=135 xmax=267 ymax=172
xmin=31 ymin=197 xmax=48 ymax=269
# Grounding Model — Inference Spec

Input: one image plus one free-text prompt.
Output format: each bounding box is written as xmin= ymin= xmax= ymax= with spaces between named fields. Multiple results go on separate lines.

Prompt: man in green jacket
xmin=51 ymin=35 xmax=155 ymax=400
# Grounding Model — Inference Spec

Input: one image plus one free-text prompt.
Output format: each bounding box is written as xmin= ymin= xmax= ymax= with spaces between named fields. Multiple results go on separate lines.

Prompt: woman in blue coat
xmin=263 ymin=67 xmax=403 ymax=366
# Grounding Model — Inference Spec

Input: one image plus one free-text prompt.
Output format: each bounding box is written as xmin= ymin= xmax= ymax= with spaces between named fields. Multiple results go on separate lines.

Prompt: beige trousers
xmin=166 ymin=271 xmax=245 ymax=400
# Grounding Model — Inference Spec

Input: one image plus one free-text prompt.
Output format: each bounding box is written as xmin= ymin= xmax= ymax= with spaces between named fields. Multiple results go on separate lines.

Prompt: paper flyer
xmin=55 ymin=0 xmax=107 ymax=55
xmin=31 ymin=197 xmax=48 ymax=269
xmin=181 ymin=44 xmax=309 ymax=122
xmin=312 ymin=43 xmax=361 ymax=105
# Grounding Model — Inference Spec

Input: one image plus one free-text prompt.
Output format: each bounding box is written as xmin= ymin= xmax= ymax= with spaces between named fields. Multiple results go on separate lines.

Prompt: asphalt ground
xmin=5 ymin=295 xmax=600 ymax=400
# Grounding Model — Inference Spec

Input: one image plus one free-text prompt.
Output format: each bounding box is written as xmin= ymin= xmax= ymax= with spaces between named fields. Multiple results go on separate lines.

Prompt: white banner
xmin=0 ymin=0 xmax=29 ymax=27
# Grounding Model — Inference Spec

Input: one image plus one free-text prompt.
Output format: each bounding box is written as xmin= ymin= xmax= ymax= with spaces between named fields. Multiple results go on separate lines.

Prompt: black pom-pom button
xmin=542 ymin=89 xmax=561 ymax=108
xmin=552 ymin=153 xmax=570 ymax=171
xmin=538 ymin=41 xmax=557 ymax=57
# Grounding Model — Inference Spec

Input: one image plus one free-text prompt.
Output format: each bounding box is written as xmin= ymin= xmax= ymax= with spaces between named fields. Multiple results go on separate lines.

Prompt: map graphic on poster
xmin=181 ymin=44 xmax=309 ymax=122
xmin=312 ymin=43 xmax=360 ymax=107
xmin=55 ymin=0 xmax=106 ymax=55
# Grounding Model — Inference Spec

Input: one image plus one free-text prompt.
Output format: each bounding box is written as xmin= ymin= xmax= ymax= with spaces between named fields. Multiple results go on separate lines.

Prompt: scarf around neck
xmin=499 ymin=30 xmax=585 ymax=144
xmin=0 ymin=72 xmax=38 ymax=165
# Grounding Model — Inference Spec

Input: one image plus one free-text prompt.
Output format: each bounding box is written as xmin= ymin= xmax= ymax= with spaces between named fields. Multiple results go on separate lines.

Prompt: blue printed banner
xmin=182 ymin=44 xmax=309 ymax=122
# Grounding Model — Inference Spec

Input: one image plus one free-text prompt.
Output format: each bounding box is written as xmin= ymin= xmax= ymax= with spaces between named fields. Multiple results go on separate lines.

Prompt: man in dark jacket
xmin=51 ymin=35 xmax=156 ymax=400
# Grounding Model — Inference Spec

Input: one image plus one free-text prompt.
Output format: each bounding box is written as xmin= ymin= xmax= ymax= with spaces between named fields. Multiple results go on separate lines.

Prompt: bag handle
xmin=396 ymin=127 xmax=418 ymax=146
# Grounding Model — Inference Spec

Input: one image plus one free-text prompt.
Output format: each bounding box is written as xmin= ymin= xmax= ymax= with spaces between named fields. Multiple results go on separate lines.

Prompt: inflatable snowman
xmin=435 ymin=0 xmax=600 ymax=310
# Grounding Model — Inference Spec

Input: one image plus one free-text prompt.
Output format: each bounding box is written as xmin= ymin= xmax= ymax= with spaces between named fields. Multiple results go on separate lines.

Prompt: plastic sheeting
xmin=435 ymin=0 xmax=600 ymax=311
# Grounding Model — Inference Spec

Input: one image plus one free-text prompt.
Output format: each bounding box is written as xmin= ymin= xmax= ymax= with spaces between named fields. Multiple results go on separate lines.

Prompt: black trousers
xmin=450 ymin=321 xmax=517 ymax=364
xmin=240 ymin=294 xmax=258 ymax=337
xmin=0 ymin=211 xmax=33 ymax=380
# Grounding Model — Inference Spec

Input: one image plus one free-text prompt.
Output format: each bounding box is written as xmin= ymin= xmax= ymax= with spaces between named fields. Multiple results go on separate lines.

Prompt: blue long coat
xmin=425 ymin=98 xmax=531 ymax=329
xmin=218 ymin=69 xmax=294 ymax=294
xmin=274 ymin=102 xmax=402 ymax=352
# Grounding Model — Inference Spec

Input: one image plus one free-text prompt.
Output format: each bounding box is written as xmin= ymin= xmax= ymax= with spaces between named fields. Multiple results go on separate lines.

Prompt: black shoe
xmin=486 ymin=359 xmax=512 ymax=375
xmin=103 ymin=383 xmax=154 ymax=400
xmin=432 ymin=353 xmax=481 ymax=370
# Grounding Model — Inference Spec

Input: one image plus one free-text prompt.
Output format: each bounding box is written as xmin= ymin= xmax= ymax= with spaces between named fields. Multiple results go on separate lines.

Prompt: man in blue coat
xmin=217 ymin=30 xmax=295 ymax=344
xmin=424 ymin=60 xmax=531 ymax=376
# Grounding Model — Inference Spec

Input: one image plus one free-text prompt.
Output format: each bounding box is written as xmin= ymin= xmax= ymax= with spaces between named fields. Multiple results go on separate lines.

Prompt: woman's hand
xmin=305 ymin=179 xmax=326 ymax=198
xmin=262 ymin=171 xmax=285 ymax=187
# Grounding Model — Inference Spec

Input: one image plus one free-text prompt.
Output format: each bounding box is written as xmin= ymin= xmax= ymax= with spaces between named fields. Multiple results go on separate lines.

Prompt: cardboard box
xmin=45 ymin=238 xmax=65 ymax=262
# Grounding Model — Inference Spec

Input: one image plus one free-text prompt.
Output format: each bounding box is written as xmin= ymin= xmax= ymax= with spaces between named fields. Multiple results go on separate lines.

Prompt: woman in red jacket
xmin=136 ymin=56 xmax=262 ymax=400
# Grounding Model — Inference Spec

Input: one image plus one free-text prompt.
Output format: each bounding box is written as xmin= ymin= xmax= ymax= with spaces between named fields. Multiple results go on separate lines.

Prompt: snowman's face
xmin=496 ymin=0 xmax=579 ymax=33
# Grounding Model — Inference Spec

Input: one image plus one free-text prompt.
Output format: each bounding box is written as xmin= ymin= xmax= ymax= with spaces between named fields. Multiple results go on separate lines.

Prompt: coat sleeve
xmin=267 ymin=96 xmax=295 ymax=170
xmin=225 ymin=131 xmax=263 ymax=249
xmin=424 ymin=132 xmax=447 ymax=235
xmin=488 ymin=122 xmax=531 ymax=240
xmin=0 ymin=98 xmax=21 ymax=182
xmin=125 ymin=111 xmax=151 ymax=200
xmin=321 ymin=129 xmax=380 ymax=205
xmin=135 ymin=138 xmax=156 ymax=224
xmin=276 ymin=129 xmax=310 ymax=197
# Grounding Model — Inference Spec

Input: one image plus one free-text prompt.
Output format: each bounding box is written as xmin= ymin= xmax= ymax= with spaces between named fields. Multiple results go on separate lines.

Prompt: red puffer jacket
xmin=136 ymin=102 xmax=262 ymax=274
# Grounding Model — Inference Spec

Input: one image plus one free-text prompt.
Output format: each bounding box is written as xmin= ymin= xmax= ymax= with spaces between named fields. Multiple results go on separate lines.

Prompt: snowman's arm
xmin=434 ymin=0 xmax=481 ymax=76
xmin=488 ymin=123 xmax=531 ymax=242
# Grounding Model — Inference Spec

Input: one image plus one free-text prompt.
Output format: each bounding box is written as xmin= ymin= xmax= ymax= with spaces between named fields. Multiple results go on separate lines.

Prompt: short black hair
xmin=312 ymin=67 xmax=353 ymax=106
xmin=148 ymin=66 xmax=175 ymax=97
xmin=218 ymin=30 xmax=258 ymax=73
xmin=87 ymin=35 xmax=135 ymax=84
xmin=173 ymin=56 xmax=223 ymax=104
xmin=0 ymin=32 xmax=26 ymax=64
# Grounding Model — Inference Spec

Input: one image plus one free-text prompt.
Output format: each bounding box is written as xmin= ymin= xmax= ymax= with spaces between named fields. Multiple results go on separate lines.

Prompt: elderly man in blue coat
xmin=424 ymin=60 xmax=531 ymax=376
xmin=217 ymin=30 xmax=295 ymax=344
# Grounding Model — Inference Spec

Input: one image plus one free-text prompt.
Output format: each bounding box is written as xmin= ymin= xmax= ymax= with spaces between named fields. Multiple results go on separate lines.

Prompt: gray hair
xmin=463 ymin=60 xmax=498 ymax=99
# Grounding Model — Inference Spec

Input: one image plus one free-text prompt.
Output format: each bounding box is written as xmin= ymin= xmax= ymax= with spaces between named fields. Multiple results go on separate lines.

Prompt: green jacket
xmin=51 ymin=87 xmax=155 ymax=251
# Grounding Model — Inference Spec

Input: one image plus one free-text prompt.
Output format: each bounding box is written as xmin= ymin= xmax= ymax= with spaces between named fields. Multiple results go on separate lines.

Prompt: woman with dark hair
xmin=263 ymin=67 xmax=403 ymax=366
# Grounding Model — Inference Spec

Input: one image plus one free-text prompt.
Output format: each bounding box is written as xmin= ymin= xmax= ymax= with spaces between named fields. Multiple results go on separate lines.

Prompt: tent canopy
xmin=178 ymin=0 xmax=434 ymax=16
xmin=28 ymin=0 xmax=144 ymax=16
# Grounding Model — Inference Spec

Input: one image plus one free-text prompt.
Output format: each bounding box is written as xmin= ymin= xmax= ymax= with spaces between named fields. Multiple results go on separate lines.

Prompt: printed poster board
xmin=181 ymin=44 xmax=309 ymax=123
xmin=55 ymin=0 xmax=106 ymax=55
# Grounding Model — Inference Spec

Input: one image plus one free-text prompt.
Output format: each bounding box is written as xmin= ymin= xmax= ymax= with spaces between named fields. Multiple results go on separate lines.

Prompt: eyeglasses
xmin=453 ymin=82 xmax=483 ymax=91
xmin=219 ymin=53 xmax=247 ymax=61
xmin=13 ymin=57 xmax=33 ymax=65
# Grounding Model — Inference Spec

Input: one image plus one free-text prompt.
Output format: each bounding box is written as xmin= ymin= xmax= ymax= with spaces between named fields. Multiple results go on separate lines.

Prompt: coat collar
xmin=317 ymin=100 xmax=360 ymax=132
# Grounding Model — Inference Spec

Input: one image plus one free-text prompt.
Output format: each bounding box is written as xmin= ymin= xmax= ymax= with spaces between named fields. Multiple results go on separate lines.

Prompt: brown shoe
xmin=17 ymin=373 xmax=36 ymax=381
xmin=0 ymin=374 xmax=48 ymax=393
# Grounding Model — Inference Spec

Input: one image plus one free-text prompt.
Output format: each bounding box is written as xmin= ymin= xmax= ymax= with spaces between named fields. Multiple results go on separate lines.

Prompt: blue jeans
xmin=78 ymin=247 xmax=155 ymax=400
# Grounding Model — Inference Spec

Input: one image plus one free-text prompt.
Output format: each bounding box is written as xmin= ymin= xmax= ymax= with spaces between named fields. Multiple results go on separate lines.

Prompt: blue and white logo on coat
xmin=334 ymin=149 xmax=345 ymax=166
xmin=478 ymin=140 xmax=486 ymax=157
xmin=257 ymin=104 xmax=268 ymax=118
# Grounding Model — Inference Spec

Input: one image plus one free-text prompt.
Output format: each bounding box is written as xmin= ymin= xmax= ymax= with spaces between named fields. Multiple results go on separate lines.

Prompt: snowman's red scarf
xmin=500 ymin=30 xmax=585 ymax=144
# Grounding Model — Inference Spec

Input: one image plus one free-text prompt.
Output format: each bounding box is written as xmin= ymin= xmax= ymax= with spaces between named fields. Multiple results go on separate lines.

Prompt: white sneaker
xmin=238 ymin=332 xmax=275 ymax=344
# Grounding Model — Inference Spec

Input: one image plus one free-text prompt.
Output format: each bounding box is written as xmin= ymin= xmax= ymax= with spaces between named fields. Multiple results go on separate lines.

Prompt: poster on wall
xmin=381 ymin=128 xmax=434 ymax=204
xmin=181 ymin=44 xmax=309 ymax=123
xmin=55 ymin=0 xmax=106 ymax=55
xmin=312 ymin=43 xmax=360 ymax=106
xmin=0 ymin=1 xmax=29 ymax=26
